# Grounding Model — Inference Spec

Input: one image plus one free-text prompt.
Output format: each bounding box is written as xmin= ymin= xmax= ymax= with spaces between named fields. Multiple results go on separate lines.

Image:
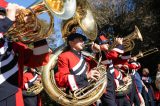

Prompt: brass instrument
xmin=115 ymin=48 xmax=160 ymax=95
xmin=26 ymin=81 xmax=43 ymax=96
xmin=109 ymin=26 xmax=143 ymax=52
xmin=123 ymin=25 xmax=143 ymax=52
xmin=115 ymin=75 xmax=132 ymax=96
xmin=5 ymin=0 xmax=76 ymax=43
xmin=42 ymin=44 xmax=107 ymax=106
xmin=24 ymin=68 xmax=43 ymax=96
xmin=41 ymin=0 xmax=106 ymax=105
xmin=135 ymin=48 xmax=159 ymax=59
xmin=62 ymin=0 xmax=98 ymax=41
xmin=73 ymin=65 xmax=106 ymax=99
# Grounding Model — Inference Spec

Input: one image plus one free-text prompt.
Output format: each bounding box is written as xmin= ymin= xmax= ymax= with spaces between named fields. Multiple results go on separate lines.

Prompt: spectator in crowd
xmin=155 ymin=63 xmax=160 ymax=106
xmin=141 ymin=68 xmax=155 ymax=106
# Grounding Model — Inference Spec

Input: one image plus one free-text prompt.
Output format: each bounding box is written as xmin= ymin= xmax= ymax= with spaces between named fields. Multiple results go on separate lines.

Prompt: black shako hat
xmin=0 ymin=0 xmax=8 ymax=15
xmin=0 ymin=6 xmax=6 ymax=15
xmin=67 ymin=33 xmax=87 ymax=41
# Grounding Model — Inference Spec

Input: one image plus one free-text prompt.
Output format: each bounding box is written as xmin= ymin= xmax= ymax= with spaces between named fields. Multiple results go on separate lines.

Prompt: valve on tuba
xmin=26 ymin=81 xmax=43 ymax=96
xmin=5 ymin=0 xmax=76 ymax=43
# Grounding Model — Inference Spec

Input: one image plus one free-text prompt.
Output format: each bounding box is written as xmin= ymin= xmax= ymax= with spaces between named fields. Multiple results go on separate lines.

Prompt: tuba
xmin=26 ymin=81 xmax=43 ymax=96
xmin=5 ymin=0 xmax=76 ymax=43
xmin=23 ymin=68 xmax=43 ymax=96
xmin=115 ymin=75 xmax=133 ymax=96
xmin=41 ymin=0 xmax=107 ymax=105
xmin=42 ymin=44 xmax=107 ymax=106
xmin=62 ymin=0 xmax=98 ymax=41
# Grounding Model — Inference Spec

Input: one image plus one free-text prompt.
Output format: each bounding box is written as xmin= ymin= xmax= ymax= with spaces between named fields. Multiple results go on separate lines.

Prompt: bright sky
xmin=6 ymin=0 xmax=37 ymax=7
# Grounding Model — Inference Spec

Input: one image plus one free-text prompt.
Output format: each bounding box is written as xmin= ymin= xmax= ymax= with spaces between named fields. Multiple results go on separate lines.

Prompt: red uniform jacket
xmin=23 ymin=71 xmax=42 ymax=106
xmin=55 ymin=49 xmax=96 ymax=91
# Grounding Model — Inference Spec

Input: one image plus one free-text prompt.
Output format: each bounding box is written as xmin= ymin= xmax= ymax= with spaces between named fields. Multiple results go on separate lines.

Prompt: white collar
xmin=0 ymin=38 xmax=8 ymax=55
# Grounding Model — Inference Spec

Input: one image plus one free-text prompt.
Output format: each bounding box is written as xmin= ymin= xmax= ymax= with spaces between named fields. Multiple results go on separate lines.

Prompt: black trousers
xmin=23 ymin=96 xmax=38 ymax=106
xmin=0 ymin=94 xmax=16 ymax=106
xmin=116 ymin=96 xmax=131 ymax=106
xmin=142 ymin=86 xmax=155 ymax=106
xmin=128 ymin=77 xmax=141 ymax=106
xmin=100 ymin=72 xmax=117 ymax=106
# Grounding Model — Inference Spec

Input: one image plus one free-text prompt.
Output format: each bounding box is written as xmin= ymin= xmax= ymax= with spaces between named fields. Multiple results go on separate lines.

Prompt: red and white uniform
xmin=99 ymin=44 xmax=127 ymax=105
xmin=55 ymin=49 xmax=96 ymax=91
xmin=0 ymin=38 xmax=49 ymax=106
xmin=23 ymin=70 xmax=42 ymax=106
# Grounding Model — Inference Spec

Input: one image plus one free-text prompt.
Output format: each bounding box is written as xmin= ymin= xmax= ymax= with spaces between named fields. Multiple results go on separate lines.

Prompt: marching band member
xmin=95 ymin=35 xmax=140 ymax=106
xmin=106 ymin=39 xmax=132 ymax=106
xmin=23 ymin=68 xmax=42 ymax=106
xmin=127 ymin=57 xmax=145 ymax=106
xmin=141 ymin=68 xmax=155 ymax=106
xmin=111 ymin=52 xmax=144 ymax=106
xmin=0 ymin=0 xmax=50 ymax=106
xmin=94 ymin=34 xmax=129 ymax=106
xmin=55 ymin=33 xmax=100 ymax=92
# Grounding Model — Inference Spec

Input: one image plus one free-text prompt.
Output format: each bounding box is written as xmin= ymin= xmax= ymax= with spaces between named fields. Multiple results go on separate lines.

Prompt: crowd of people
xmin=0 ymin=0 xmax=160 ymax=106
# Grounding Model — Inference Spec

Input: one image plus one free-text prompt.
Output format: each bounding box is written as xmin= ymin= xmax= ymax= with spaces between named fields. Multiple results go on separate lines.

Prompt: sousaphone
xmin=5 ymin=0 xmax=76 ymax=43
xmin=42 ymin=0 xmax=107 ymax=105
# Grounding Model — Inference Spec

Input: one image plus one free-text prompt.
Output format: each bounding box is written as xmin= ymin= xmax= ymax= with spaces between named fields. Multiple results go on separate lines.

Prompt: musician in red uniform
xmin=95 ymin=35 xmax=125 ymax=106
xmin=0 ymin=1 xmax=50 ymax=106
xmin=109 ymin=50 xmax=143 ymax=106
xmin=96 ymin=34 xmax=142 ymax=106
xmin=23 ymin=67 xmax=42 ymax=106
xmin=109 ymin=50 xmax=145 ymax=106
xmin=125 ymin=56 xmax=145 ymax=106
xmin=55 ymin=33 xmax=100 ymax=92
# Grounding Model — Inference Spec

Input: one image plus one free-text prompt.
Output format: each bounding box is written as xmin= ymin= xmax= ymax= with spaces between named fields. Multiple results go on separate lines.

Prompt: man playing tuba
xmin=55 ymin=33 xmax=101 ymax=92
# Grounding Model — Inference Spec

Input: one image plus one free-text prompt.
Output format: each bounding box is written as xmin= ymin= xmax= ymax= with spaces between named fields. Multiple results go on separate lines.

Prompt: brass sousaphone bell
xmin=6 ymin=0 xmax=76 ymax=43
xmin=62 ymin=0 xmax=98 ymax=41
